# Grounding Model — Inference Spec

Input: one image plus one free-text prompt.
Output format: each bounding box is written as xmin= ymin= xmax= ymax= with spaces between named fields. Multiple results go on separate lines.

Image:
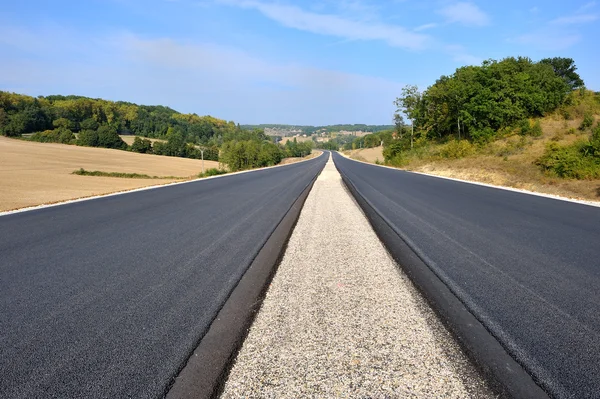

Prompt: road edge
xmin=338 ymin=151 xmax=600 ymax=208
xmin=164 ymin=157 xmax=325 ymax=399
xmin=0 ymin=151 xmax=326 ymax=217
xmin=334 ymin=157 xmax=550 ymax=399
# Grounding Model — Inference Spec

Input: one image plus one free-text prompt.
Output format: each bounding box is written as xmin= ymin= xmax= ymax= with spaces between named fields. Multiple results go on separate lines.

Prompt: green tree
xmin=130 ymin=136 xmax=153 ymax=153
xmin=540 ymin=57 xmax=584 ymax=90
xmin=77 ymin=129 xmax=99 ymax=147
xmin=97 ymin=125 xmax=127 ymax=149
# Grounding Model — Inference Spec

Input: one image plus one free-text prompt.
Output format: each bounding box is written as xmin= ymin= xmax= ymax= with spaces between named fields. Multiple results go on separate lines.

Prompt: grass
xmin=73 ymin=168 xmax=184 ymax=179
xmin=198 ymin=168 xmax=228 ymax=178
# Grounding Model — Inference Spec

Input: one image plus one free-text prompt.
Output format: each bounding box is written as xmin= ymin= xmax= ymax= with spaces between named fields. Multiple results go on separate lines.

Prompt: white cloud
xmin=551 ymin=13 xmax=598 ymax=24
xmin=437 ymin=2 xmax=490 ymax=27
xmin=512 ymin=31 xmax=582 ymax=50
xmin=0 ymin=24 xmax=404 ymax=124
xmin=414 ymin=23 xmax=438 ymax=32
xmin=218 ymin=0 xmax=430 ymax=50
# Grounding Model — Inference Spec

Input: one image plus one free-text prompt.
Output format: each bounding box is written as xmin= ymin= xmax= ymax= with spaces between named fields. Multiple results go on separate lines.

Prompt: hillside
xmin=346 ymin=91 xmax=600 ymax=202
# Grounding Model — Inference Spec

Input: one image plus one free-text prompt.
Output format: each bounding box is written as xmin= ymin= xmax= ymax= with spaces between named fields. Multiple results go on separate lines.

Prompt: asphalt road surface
xmin=0 ymin=154 xmax=326 ymax=399
xmin=333 ymin=152 xmax=600 ymax=399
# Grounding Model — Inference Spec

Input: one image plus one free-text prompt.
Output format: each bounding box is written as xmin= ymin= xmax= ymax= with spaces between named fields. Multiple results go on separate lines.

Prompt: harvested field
xmin=0 ymin=137 xmax=221 ymax=211
xmin=346 ymin=146 xmax=384 ymax=163
xmin=280 ymin=150 xmax=322 ymax=165
xmin=119 ymin=135 xmax=166 ymax=145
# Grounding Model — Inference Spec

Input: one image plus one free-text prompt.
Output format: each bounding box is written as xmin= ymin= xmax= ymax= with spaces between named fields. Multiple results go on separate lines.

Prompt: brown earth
xmin=0 ymin=137 xmax=220 ymax=211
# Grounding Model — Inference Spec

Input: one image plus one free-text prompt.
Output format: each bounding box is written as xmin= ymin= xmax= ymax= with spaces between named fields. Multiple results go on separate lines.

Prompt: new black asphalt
xmin=0 ymin=155 xmax=326 ymax=399
xmin=332 ymin=152 xmax=600 ymax=399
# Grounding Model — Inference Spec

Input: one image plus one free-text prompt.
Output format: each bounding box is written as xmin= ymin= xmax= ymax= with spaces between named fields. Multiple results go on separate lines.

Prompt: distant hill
xmin=241 ymin=124 xmax=394 ymax=136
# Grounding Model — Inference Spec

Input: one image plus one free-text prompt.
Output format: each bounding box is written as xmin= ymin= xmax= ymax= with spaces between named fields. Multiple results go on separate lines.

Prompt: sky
xmin=0 ymin=0 xmax=598 ymax=125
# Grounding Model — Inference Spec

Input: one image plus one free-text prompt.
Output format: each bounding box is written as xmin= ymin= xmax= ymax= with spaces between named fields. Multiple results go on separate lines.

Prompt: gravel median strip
xmin=221 ymin=154 xmax=493 ymax=398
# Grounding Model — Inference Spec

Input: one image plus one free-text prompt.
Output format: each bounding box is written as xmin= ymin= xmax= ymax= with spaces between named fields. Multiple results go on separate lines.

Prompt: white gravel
xmin=221 ymin=155 xmax=493 ymax=398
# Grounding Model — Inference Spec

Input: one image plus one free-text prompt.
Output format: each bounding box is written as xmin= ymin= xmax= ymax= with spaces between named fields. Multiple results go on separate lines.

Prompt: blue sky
xmin=1 ymin=0 xmax=598 ymax=125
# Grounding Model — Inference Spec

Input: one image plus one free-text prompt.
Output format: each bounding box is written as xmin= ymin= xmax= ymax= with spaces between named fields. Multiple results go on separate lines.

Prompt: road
xmin=0 ymin=154 xmax=326 ymax=399
xmin=332 ymin=152 xmax=600 ymax=398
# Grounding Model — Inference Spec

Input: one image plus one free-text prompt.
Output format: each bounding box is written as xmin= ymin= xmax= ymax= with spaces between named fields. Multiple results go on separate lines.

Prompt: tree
xmin=540 ymin=57 xmax=584 ymax=90
xmin=97 ymin=125 xmax=127 ymax=149
xmin=77 ymin=129 xmax=99 ymax=147
xmin=130 ymin=136 xmax=153 ymax=153
xmin=395 ymin=85 xmax=421 ymax=148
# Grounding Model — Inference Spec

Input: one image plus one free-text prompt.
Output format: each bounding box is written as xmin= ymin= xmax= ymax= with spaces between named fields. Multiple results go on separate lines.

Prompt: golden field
xmin=0 ymin=137 xmax=220 ymax=211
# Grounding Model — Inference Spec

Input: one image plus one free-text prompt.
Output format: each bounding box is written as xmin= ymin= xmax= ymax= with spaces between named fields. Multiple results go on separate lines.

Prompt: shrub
xmin=97 ymin=126 xmax=127 ymax=149
xmin=440 ymin=140 xmax=475 ymax=159
xmin=530 ymin=120 xmax=543 ymax=137
xmin=518 ymin=119 xmax=531 ymax=136
xmin=580 ymin=113 xmax=594 ymax=131
xmin=470 ymin=127 xmax=496 ymax=143
xmin=130 ymin=136 xmax=153 ymax=153
xmin=59 ymin=129 xmax=75 ymax=144
xmin=199 ymin=168 xmax=227 ymax=177
xmin=31 ymin=130 xmax=61 ymax=143
xmin=77 ymin=129 xmax=99 ymax=146
xmin=536 ymin=141 xmax=600 ymax=179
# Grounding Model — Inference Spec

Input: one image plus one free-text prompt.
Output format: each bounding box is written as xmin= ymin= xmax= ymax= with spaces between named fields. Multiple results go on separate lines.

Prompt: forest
xmin=0 ymin=92 xmax=313 ymax=171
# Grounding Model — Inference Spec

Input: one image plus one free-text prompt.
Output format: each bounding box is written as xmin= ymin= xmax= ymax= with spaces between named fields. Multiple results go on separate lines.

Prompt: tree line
xmin=0 ymin=92 xmax=313 ymax=171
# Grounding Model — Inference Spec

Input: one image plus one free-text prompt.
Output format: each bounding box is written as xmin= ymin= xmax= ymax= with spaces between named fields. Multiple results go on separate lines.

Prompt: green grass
xmin=72 ymin=168 xmax=183 ymax=179
xmin=198 ymin=168 xmax=228 ymax=178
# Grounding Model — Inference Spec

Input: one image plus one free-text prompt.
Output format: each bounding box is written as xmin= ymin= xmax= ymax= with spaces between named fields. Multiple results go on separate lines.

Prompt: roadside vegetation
xmin=72 ymin=168 xmax=184 ymax=179
xmin=329 ymin=57 xmax=600 ymax=200
xmin=0 ymin=92 xmax=314 ymax=172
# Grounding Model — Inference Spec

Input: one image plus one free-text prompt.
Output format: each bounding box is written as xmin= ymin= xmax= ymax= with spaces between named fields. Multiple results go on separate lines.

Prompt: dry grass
xmin=346 ymin=146 xmax=384 ymax=163
xmin=119 ymin=135 xmax=166 ymax=145
xmin=0 ymin=136 xmax=220 ymax=211
xmin=280 ymin=150 xmax=322 ymax=165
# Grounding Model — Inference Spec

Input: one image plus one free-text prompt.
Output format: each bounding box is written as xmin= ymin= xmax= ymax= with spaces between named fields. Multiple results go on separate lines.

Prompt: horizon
xmin=1 ymin=0 xmax=598 ymax=125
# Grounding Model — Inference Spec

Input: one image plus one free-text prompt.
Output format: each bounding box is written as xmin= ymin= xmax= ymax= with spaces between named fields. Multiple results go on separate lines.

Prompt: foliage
xmin=536 ymin=126 xmax=600 ymax=179
xmin=395 ymin=57 xmax=575 ymax=142
xmin=72 ymin=168 xmax=181 ymax=179
xmin=97 ymin=125 xmax=127 ymax=149
xmin=30 ymin=129 xmax=75 ymax=144
xmin=539 ymin=57 xmax=584 ymax=90
xmin=439 ymin=140 xmax=475 ymax=159
xmin=219 ymin=131 xmax=288 ymax=172
xmin=580 ymin=113 xmax=594 ymax=131
xmin=199 ymin=168 xmax=228 ymax=177
xmin=77 ymin=129 xmax=99 ymax=147
xmin=130 ymin=136 xmax=153 ymax=154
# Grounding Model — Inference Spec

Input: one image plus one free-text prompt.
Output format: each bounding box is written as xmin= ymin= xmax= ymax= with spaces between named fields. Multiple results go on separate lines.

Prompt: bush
xmin=536 ymin=141 xmax=600 ymax=179
xmin=97 ymin=126 xmax=127 ymax=149
xmin=440 ymin=140 xmax=475 ymax=159
xmin=77 ymin=129 xmax=99 ymax=146
xmin=130 ymin=136 xmax=153 ymax=153
xmin=470 ymin=127 xmax=496 ymax=143
xmin=530 ymin=120 xmax=543 ymax=137
xmin=518 ymin=119 xmax=531 ymax=136
xmin=199 ymin=168 xmax=227 ymax=177
xmin=580 ymin=113 xmax=594 ymax=131
xmin=30 ymin=130 xmax=61 ymax=143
